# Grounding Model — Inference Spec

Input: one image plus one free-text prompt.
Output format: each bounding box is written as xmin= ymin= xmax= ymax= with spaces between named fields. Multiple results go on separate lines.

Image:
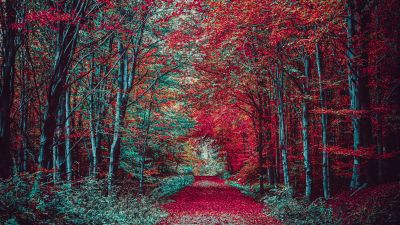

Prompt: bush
xmin=227 ymin=181 xmax=259 ymax=198
xmin=336 ymin=183 xmax=400 ymax=225
xmin=0 ymin=174 xmax=167 ymax=224
xmin=53 ymin=179 xmax=166 ymax=225
xmin=177 ymin=165 xmax=194 ymax=175
xmin=150 ymin=175 xmax=194 ymax=199
xmin=0 ymin=174 xmax=39 ymax=224
xmin=263 ymin=188 xmax=340 ymax=225
xmin=221 ymin=170 xmax=231 ymax=179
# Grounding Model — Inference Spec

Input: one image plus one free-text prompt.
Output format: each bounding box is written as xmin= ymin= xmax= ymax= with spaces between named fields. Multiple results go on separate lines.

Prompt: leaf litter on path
xmin=160 ymin=176 xmax=281 ymax=225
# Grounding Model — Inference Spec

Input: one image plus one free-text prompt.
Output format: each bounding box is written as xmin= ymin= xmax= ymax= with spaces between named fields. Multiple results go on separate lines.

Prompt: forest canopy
xmin=1 ymin=0 xmax=399 ymax=224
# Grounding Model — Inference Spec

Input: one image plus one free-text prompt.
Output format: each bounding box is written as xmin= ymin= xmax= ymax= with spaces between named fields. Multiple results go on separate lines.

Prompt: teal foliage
xmin=119 ymin=145 xmax=159 ymax=183
xmin=263 ymin=188 xmax=341 ymax=225
xmin=53 ymin=179 xmax=166 ymax=224
xmin=178 ymin=165 xmax=193 ymax=175
xmin=0 ymin=175 xmax=38 ymax=224
xmin=119 ymin=81 xmax=195 ymax=179
xmin=0 ymin=175 xmax=167 ymax=225
xmin=150 ymin=175 xmax=194 ymax=199
xmin=221 ymin=171 xmax=231 ymax=179
xmin=227 ymin=181 xmax=259 ymax=198
xmin=4 ymin=218 xmax=19 ymax=225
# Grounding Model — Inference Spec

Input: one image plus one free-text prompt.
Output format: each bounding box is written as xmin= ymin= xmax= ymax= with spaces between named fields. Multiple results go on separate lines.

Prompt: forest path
xmin=160 ymin=176 xmax=280 ymax=225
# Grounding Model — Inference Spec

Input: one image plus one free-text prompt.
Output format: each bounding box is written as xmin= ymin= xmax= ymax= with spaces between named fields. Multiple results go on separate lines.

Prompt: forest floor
xmin=160 ymin=176 xmax=281 ymax=225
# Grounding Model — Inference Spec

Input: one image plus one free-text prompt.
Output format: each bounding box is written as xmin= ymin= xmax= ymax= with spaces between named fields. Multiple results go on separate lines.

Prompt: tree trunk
xmin=88 ymin=58 xmax=99 ymax=177
xmin=108 ymin=13 xmax=146 ymax=193
xmin=347 ymin=2 xmax=361 ymax=187
xmin=65 ymin=87 xmax=72 ymax=181
xmin=139 ymin=101 xmax=153 ymax=195
xmin=89 ymin=89 xmax=97 ymax=177
xmin=108 ymin=40 xmax=128 ymax=193
xmin=258 ymin=113 xmax=265 ymax=194
xmin=347 ymin=0 xmax=373 ymax=189
xmin=302 ymin=55 xmax=312 ymax=200
xmin=19 ymin=50 xmax=29 ymax=173
xmin=276 ymin=67 xmax=290 ymax=189
xmin=53 ymin=100 xmax=64 ymax=183
xmin=316 ymin=42 xmax=330 ymax=199
xmin=373 ymin=3 xmax=384 ymax=184
xmin=0 ymin=0 xmax=19 ymax=179
xmin=39 ymin=15 xmax=81 ymax=169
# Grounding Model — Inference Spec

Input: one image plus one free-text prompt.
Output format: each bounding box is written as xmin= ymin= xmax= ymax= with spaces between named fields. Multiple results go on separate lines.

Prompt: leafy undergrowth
xmin=160 ymin=176 xmax=281 ymax=225
xmin=263 ymin=188 xmax=340 ymax=225
xmin=262 ymin=183 xmax=400 ymax=225
xmin=150 ymin=175 xmax=195 ymax=200
xmin=226 ymin=178 xmax=329 ymax=225
xmin=226 ymin=180 xmax=260 ymax=198
xmin=0 ymin=173 xmax=195 ymax=225
xmin=331 ymin=182 xmax=400 ymax=225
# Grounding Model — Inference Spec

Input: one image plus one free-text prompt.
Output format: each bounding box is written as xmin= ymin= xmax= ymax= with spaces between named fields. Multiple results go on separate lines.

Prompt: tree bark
xmin=257 ymin=111 xmax=265 ymax=194
xmin=301 ymin=55 xmax=312 ymax=200
xmin=107 ymin=18 xmax=144 ymax=192
xmin=316 ymin=42 xmax=330 ymax=199
xmin=0 ymin=0 xmax=19 ymax=179
xmin=19 ymin=49 xmax=29 ymax=173
xmin=347 ymin=0 xmax=373 ymax=189
xmin=108 ymin=39 xmax=128 ymax=193
xmin=65 ymin=87 xmax=72 ymax=181
xmin=89 ymin=70 xmax=97 ymax=177
xmin=53 ymin=99 xmax=64 ymax=183
xmin=39 ymin=1 xmax=86 ymax=170
xmin=276 ymin=67 xmax=290 ymax=189
xmin=139 ymin=101 xmax=153 ymax=195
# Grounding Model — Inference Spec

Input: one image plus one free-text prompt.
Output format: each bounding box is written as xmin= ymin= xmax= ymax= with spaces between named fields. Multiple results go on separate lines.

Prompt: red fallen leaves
xmin=160 ymin=176 xmax=281 ymax=225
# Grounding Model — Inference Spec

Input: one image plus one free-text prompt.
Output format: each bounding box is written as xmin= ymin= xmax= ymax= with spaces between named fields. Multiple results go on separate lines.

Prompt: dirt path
xmin=160 ymin=176 xmax=281 ymax=225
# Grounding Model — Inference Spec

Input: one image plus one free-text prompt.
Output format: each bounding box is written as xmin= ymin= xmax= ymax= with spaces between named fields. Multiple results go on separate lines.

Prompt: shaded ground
xmin=160 ymin=176 xmax=280 ymax=225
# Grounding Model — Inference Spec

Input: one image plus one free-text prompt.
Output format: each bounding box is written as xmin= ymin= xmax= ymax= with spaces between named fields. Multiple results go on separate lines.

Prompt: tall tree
xmin=0 ymin=0 xmax=24 ymax=178
xmin=346 ymin=0 xmax=373 ymax=189
xmin=316 ymin=42 xmax=330 ymax=199
xmin=301 ymin=54 xmax=312 ymax=200
xmin=276 ymin=66 xmax=290 ymax=190
xmin=39 ymin=0 xmax=90 ymax=169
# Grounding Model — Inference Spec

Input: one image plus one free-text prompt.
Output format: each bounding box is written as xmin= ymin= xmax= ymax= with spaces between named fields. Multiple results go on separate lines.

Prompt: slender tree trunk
xmin=139 ymin=143 xmax=147 ymax=194
xmin=376 ymin=113 xmax=384 ymax=182
xmin=316 ymin=43 xmax=330 ymax=199
xmin=302 ymin=55 xmax=312 ymax=200
xmin=274 ymin=121 xmax=279 ymax=186
xmin=258 ymin=113 xmax=265 ymax=194
xmin=108 ymin=14 xmax=144 ymax=193
xmin=139 ymin=101 xmax=153 ymax=195
xmin=88 ymin=58 xmax=99 ymax=177
xmin=89 ymin=90 xmax=97 ymax=177
xmin=65 ymin=87 xmax=72 ymax=181
xmin=347 ymin=0 xmax=361 ymax=189
xmin=108 ymin=91 xmax=122 ymax=192
xmin=19 ymin=51 xmax=29 ymax=173
xmin=108 ymin=40 xmax=127 ymax=193
xmin=276 ymin=67 xmax=290 ymax=189
xmin=374 ymin=3 xmax=384 ymax=184
xmin=53 ymin=101 xmax=64 ymax=183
